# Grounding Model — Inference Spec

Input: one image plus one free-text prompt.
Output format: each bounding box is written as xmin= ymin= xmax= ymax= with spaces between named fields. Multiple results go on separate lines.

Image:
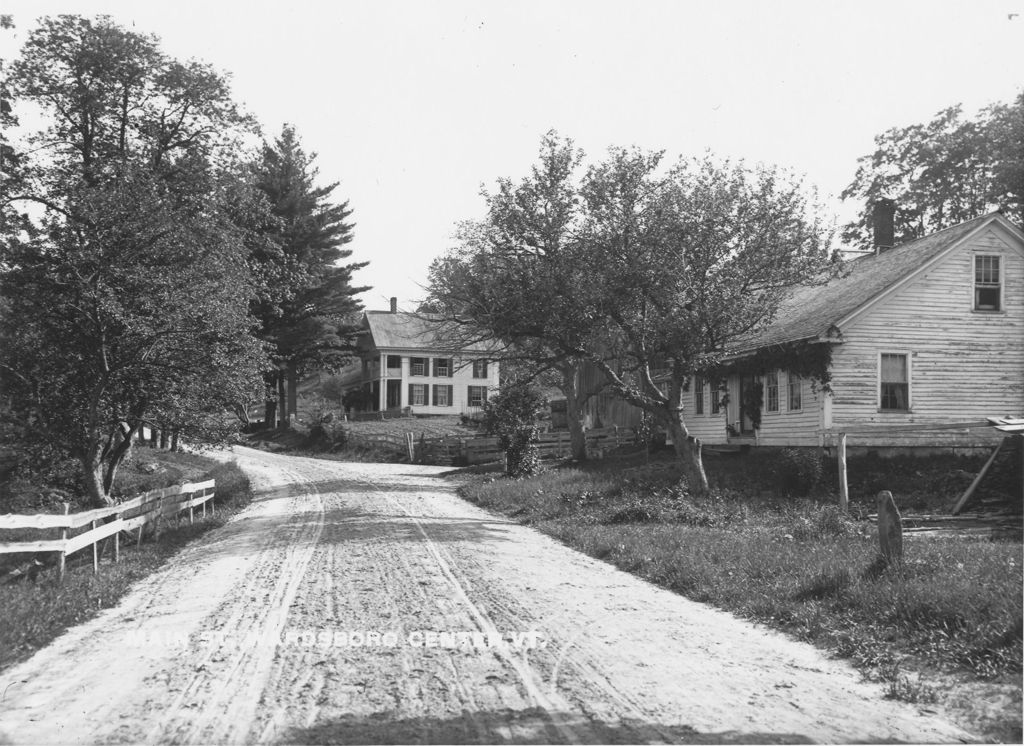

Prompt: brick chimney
xmin=390 ymin=297 xmax=398 ymax=313
xmin=873 ymin=199 xmax=896 ymax=254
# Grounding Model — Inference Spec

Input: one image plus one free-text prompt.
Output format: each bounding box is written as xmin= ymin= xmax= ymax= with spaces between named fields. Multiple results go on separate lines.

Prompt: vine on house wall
xmin=703 ymin=340 xmax=834 ymax=432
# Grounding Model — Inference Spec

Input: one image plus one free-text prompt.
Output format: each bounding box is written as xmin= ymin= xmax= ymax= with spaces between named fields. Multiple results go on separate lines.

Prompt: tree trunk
xmin=662 ymin=413 xmax=709 ymax=495
xmin=264 ymin=399 xmax=277 ymax=430
xmin=287 ymin=363 xmax=298 ymax=425
xmin=559 ymin=364 xmax=588 ymax=461
xmin=170 ymin=430 xmax=179 ymax=452
xmin=159 ymin=426 xmax=169 ymax=450
xmin=277 ymin=370 xmax=288 ymax=429
xmin=80 ymin=452 xmax=115 ymax=508
xmin=149 ymin=425 xmax=159 ymax=448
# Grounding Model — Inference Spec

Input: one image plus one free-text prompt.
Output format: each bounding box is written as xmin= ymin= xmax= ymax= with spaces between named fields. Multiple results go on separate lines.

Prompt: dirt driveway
xmin=0 ymin=447 xmax=976 ymax=744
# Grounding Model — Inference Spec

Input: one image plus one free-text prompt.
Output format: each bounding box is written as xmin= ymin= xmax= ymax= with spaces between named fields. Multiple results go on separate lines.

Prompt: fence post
xmin=210 ymin=488 xmax=216 ymax=517
xmin=58 ymin=503 xmax=69 ymax=583
xmin=91 ymin=519 xmax=99 ymax=574
xmin=837 ymin=432 xmax=849 ymax=513
xmin=113 ymin=510 xmax=120 ymax=563
xmin=155 ymin=492 xmax=162 ymax=541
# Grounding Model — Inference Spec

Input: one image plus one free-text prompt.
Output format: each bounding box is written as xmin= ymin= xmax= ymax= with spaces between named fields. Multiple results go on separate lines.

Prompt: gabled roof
xmin=728 ymin=212 xmax=1019 ymax=356
xmin=361 ymin=311 xmax=494 ymax=353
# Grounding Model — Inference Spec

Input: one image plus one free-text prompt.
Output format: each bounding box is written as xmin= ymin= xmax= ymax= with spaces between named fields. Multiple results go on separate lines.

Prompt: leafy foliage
xmin=432 ymin=134 xmax=837 ymax=494
xmin=483 ymin=385 xmax=546 ymax=478
xmin=0 ymin=16 xmax=266 ymax=505
xmin=841 ymin=93 xmax=1024 ymax=249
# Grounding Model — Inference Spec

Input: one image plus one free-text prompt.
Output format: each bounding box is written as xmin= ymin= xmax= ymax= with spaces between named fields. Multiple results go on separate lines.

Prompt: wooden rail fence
xmin=0 ymin=479 xmax=216 ymax=581
xmin=413 ymin=427 xmax=634 ymax=465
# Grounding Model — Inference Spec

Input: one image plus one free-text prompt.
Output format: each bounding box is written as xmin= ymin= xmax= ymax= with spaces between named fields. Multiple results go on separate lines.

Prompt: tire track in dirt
xmin=378 ymin=483 xmax=592 ymax=744
xmin=142 ymin=460 xmax=326 ymax=744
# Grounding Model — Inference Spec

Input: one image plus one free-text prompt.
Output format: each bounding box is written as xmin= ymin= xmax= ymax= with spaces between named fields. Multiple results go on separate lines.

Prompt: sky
xmin=2 ymin=1 xmax=1022 ymax=311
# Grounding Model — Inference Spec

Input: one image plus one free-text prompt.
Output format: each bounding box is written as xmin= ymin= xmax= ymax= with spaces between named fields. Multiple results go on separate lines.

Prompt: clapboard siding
xmin=829 ymin=226 xmax=1023 ymax=444
xmin=378 ymin=352 xmax=499 ymax=415
xmin=686 ymin=379 xmax=728 ymax=443
xmin=753 ymin=375 xmax=825 ymax=446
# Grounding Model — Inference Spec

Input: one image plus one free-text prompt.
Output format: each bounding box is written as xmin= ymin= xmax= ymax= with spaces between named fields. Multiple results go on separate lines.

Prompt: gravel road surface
xmin=0 ymin=446 xmax=976 ymax=744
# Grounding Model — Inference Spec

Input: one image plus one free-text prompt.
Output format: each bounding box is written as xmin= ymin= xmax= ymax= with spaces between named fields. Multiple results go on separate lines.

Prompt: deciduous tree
xmin=0 ymin=16 xmax=266 ymax=506
xmin=431 ymin=133 xmax=835 ymax=493
xmin=427 ymin=133 xmax=600 ymax=460
xmin=841 ymin=93 xmax=1024 ymax=248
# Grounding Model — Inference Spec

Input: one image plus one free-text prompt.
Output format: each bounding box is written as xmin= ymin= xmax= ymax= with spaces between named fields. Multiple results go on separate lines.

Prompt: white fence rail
xmin=0 ymin=479 xmax=216 ymax=580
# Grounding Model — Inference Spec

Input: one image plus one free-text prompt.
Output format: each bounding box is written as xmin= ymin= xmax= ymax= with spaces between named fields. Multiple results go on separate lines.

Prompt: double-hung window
xmin=765 ymin=371 xmax=779 ymax=413
xmin=472 ymin=359 xmax=489 ymax=378
xmin=974 ymin=255 xmax=1001 ymax=311
xmin=409 ymin=383 xmax=428 ymax=406
xmin=710 ymin=386 xmax=721 ymax=414
xmin=879 ymin=353 xmax=909 ymax=411
xmin=410 ymin=357 xmax=429 ymax=376
xmin=694 ymin=376 xmax=704 ymax=415
xmin=433 ymin=358 xmax=452 ymax=377
xmin=787 ymin=374 xmax=802 ymax=411
xmin=468 ymin=385 xmax=488 ymax=408
xmin=432 ymin=384 xmax=453 ymax=407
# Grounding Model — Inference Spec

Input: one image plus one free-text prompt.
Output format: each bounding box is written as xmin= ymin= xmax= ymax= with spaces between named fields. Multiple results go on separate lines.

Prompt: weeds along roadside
xmin=0 ymin=455 xmax=252 ymax=674
xmin=454 ymin=458 xmax=1022 ymax=692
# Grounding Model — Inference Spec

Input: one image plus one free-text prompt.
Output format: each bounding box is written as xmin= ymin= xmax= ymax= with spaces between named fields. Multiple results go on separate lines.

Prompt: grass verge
xmin=0 ymin=454 xmax=252 ymax=674
xmin=456 ymin=458 xmax=1022 ymax=740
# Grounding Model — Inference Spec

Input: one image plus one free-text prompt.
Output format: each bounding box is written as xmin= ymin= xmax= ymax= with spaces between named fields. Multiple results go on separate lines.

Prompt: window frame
xmin=694 ymin=376 xmax=705 ymax=415
xmin=710 ymin=385 xmax=721 ymax=415
xmin=467 ymin=385 xmax=488 ymax=408
xmin=409 ymin=383 xmax=428 ymax=406
xmin=432 ymin=384 xmax=453 ymax=407
xmin=973 ymin=254 xmax=1003 ymax=312
xmin=765 ymin=371 xmax=780 ymax=413
xmin=471 ymin=359 xmax=489 ymax=379
xmin=433 ymin=357 xmax=452 ymax=377
xmin=410 ymin=357 xmax=429 ymax=377
xmin=878 ymin=352 xmax=912 ymax=412
xmin=787 ymin=373 xmax=802 ymax=412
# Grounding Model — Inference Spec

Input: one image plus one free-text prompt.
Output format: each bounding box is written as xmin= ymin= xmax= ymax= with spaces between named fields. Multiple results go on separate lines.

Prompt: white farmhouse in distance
xmin=350 ymin=299 xmax=499 ymax=416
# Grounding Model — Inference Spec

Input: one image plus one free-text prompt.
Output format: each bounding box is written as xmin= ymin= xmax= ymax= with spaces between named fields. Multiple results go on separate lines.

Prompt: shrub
xmin=483 ymin=385 xmax=546 ymax=478
xmin=773 ymin=447 xmax=825 ymax=495
xmin=202 ymin=460 xmax=251 ymax=506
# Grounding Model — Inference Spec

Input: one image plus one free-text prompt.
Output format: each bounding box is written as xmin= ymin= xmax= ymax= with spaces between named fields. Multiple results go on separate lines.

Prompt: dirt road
xmin=0 ymin=447 xmax=975 ymax=744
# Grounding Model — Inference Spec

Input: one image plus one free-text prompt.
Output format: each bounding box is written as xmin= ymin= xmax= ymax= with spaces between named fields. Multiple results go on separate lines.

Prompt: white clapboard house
xmin=684 ymin=207 xmax=1023 ymax=450
xmin=350 ymin=299 xmax=499 ymax=416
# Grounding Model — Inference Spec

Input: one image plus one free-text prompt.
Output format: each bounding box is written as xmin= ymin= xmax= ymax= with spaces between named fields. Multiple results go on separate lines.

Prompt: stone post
xmin=877 ymin=490 xmax=903 ymax=566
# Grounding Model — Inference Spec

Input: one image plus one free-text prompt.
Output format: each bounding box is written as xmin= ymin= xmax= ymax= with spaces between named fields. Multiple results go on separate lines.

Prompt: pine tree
xmin=250 ymin=125 xmax=369 ymax=427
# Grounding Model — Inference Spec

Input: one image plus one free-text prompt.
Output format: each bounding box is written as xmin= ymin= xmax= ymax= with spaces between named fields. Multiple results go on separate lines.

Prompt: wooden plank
xmin=65 ymin=518 xmax=126 ymax=557
xmin=121 ymin=514 xmax=152 ymax=533
xmin=821 ymin=420 xmax=990 ymax=435
xmin=0 ymin=539 xmax=67 ymax=554
xmin=951 ymin=440 xmax=1005 ymax=515
xmin=0 ymin=513 xmax=74 ymax=530
xmin=178 ymin=479 xmax=216 ymax=494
